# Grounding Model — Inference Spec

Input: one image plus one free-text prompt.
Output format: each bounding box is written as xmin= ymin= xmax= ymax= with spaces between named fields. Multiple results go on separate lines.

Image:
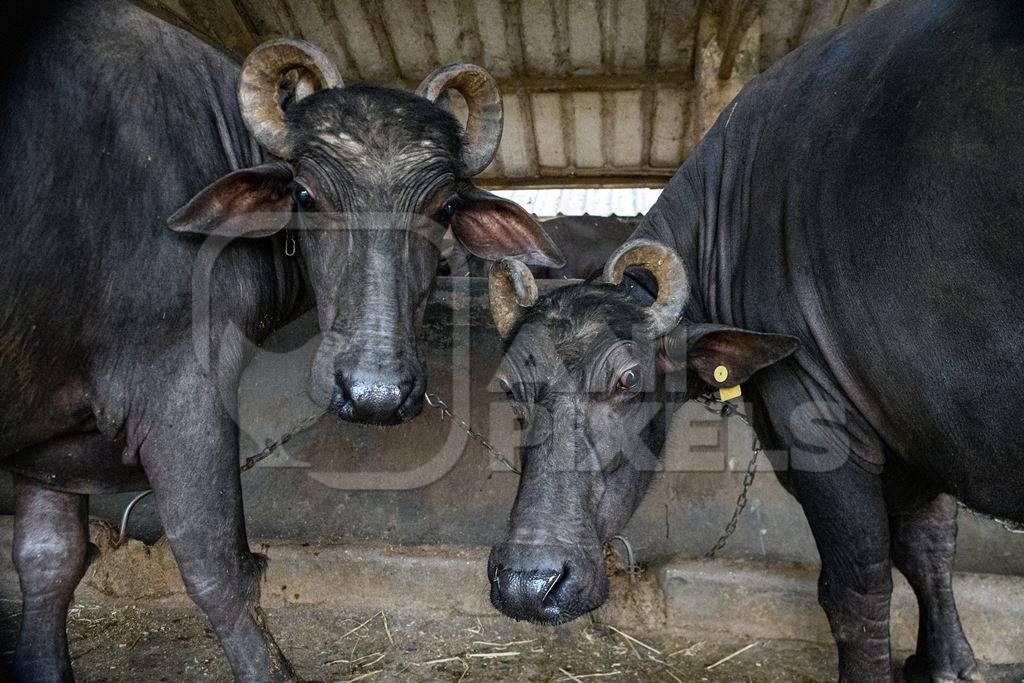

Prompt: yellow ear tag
xmin=719 ymin=384 xmax=742 ymax=401
xmin=714 ymin=364 xmax=742 ymax=401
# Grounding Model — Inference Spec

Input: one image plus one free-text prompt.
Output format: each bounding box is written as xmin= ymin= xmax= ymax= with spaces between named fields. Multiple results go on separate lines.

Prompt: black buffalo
xmin=484 ymin=1 xmax=1021 ymax=680
xmin=0 ymin=0 xmax=560 ymax=679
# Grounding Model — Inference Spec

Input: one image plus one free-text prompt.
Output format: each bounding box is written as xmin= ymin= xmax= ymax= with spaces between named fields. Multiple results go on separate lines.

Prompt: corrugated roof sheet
xmin=138 ymin=0 xmax=889 ymax=188
xmin=492 ymin=187 xmax=660 ymax=217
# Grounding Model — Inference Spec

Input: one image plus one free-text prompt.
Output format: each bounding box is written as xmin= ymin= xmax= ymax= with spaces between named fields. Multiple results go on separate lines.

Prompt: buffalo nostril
xmin=541 ymin=567 xmax=565 ymax=604
xmin=328 ymin=387 xmax=353 ymax=419
xmin=494 ymin=567 xmax=567 ymax=620
xmin=331 ymin=372 xmax=419 ymax=424
xmin=520 ymin=569 xmax=563 ymax=604
xmin=331 ymin=374 xmax=353 ymax=400
xmin=488 ymin=545 xmax=606 ymax=624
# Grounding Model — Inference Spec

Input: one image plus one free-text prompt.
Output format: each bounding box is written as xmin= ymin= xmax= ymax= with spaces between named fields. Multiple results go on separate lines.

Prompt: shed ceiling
xmin=136 ymin=0 xmax=888 ymax=187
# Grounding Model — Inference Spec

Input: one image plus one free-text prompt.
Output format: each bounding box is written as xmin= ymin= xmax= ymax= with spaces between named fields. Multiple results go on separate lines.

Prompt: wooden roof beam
xmin=716 ymin=0 xmax=764 ymax=81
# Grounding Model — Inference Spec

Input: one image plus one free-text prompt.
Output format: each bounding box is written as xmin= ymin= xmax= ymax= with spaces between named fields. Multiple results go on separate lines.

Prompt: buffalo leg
xmin=888 ymin=491 xmax=980 ymax=682
xmin=792 ymin=459 xmax=894 ymax=681
xmin=138 ymin=379 xmax=293 ymax=682
xmin=11 ymin=476 xmax=89 ymax=682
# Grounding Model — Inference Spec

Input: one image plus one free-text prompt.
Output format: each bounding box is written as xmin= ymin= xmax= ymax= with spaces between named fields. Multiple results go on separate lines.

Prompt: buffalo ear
xmin=168 ymin=162 xmax=294 ymax=238
xmin=659 ymin=322 xmax=799 ymax=387
xmin=451 ymin=182 xmax=565 ymax=268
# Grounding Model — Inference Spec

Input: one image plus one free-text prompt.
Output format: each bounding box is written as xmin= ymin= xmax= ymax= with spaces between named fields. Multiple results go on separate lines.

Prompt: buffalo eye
xmin=498 ymin=378 xmax=514 ymax=399
xmin=616 ymin=365 xmax=642 ymax=392
xmin=294 ymin=185 xmax=314 ymax=210
xmin=439 ymin=200 xmax=456 ymax=222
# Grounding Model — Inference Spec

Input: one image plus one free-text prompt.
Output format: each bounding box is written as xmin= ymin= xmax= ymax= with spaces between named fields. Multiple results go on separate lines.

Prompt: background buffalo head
xmin=485 ymin=241 xmax=796 ymax=623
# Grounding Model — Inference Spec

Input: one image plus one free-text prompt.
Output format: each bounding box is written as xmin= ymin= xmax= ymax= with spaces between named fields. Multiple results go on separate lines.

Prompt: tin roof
xmin=493 ymin=187 xmax=660 ymax=217
xmin=138 ymin=0 xmax=888 ymax=188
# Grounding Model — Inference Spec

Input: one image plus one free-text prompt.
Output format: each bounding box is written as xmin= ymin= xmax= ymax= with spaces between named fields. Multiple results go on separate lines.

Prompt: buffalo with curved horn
xmin=485 ymin=2 xmax=1024 ymax=680
xmin=486 ymin=241 xmax=795 ymax=623
xmin=0 ymin=0 xmax=562 ymax=679
xmin=173 ymin=36 xmax=564 ymax=426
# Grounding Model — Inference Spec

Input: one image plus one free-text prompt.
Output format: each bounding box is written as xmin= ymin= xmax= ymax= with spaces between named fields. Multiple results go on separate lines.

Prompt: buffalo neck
xmin=633 ymin=97 xmax=776 ymax=336
xmin=632 ymin=120 xmax=728 ymax=328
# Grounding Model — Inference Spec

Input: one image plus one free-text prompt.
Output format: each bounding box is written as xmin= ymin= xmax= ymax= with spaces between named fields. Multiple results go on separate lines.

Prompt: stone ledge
xmin=660 ymin=559 xmax=1024 ymax=665
xmin=0 ymin=517 xmax=1020 ymax=665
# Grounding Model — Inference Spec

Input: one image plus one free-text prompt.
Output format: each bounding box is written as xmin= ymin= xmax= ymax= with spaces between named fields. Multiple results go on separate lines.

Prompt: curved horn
xmin=417 ymin=64 xmax=502 ymax=177
xmin=238 ymin=38 xmax=344 ymax=159
xmin=488 ymin=259 xmax=537 ymax=339
xmin=603 ymin=239 xmax=689 ymax=338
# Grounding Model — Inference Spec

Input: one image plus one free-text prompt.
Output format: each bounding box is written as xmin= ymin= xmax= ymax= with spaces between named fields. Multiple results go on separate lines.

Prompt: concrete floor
xmin=2 ymin=601 xmax=841 ymax=681
xmin=1 ymin=516 xmax=1022 ymax=681
xmin=2 ymin=602 xmax=1024 ymax=682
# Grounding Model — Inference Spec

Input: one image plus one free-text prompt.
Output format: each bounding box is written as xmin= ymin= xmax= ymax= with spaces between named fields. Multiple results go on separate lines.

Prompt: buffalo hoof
xmin=903 ymin=653 xmax=984 ymax=683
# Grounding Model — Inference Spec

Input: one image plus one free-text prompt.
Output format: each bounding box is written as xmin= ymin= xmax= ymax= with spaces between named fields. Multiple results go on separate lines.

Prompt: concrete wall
xmin=3 ymin=277 xmax=1022 ymax=575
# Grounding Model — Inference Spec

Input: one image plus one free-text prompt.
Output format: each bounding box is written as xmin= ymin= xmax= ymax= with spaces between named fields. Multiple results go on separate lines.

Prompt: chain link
xmin=240 ymin=409 xmax=327 ymax=472
xmin=119 ymin=388 xmax=1024 ymax=553
xmin=698 ymin=395 xmax=1024 ymax=553
xmin=699 ymin=395 xmax=1024 ymax=551
xmin=694 ymin=394 xmax=763 ymax=559
xmin=425 ymin=392 xmax=521 ymax=474
xmin=116 ymin=392 xmax=761 ymax=555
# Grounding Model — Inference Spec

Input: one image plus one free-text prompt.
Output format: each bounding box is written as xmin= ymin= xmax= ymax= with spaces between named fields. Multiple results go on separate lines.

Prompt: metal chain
xmin=117 ymin=392 xmax=763 ymax=556
xmin=698 ymin=395 xmax=1024 ymax=548
xmin=425 ymin=389 xmax=763 ymax=557
xmin=116 ymin=408 xmax=327 ymax=545
xmin=424 ymin=392 xmax=521 ymax=474
xmin=239 ymin=409 xmax=327 ymax=472
xmin=609 ymin=534 xmax=641 ymax=581
xmin=694 ymin=394 xmax=763 ymax=559
xmin=117 ymin=388 xmax=1023 ymax=551
xmin=696 ymin=395 xmax=1024 ymax=545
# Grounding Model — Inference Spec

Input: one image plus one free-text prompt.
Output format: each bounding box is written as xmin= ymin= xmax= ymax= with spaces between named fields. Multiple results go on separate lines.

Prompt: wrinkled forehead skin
xmin=488 ymin=282 xmax=668 ymax=625
xmin=284 ymin=85 xmax=467 ymax=425
xmin=504 ymin=284 xmax=654 ymax=381
xmin=287 ymin=84 xmax=464 ymax=211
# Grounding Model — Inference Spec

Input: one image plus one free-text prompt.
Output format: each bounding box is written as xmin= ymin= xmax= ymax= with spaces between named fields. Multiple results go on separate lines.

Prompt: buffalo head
xmin=485 ymin=241 xmax=796 ymax=623
xmin=168 ymin=39 xmax=562 ymax=425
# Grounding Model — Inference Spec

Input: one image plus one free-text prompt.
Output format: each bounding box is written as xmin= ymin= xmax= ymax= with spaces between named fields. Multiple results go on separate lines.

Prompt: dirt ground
xmin=1 ymin=601 xmax=1022 ymax=682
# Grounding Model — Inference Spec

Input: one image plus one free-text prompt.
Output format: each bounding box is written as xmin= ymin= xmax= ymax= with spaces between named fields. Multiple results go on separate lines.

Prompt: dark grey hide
xmin=488 ymin=1 xmax=1023 ymax=681
xmin=488 ymin=273 xmax=796 ymax=625
xmin=0 ymin=0 xmax=559 ymax=680
xmin=445 ymin=215 xmax=638 ymax=279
